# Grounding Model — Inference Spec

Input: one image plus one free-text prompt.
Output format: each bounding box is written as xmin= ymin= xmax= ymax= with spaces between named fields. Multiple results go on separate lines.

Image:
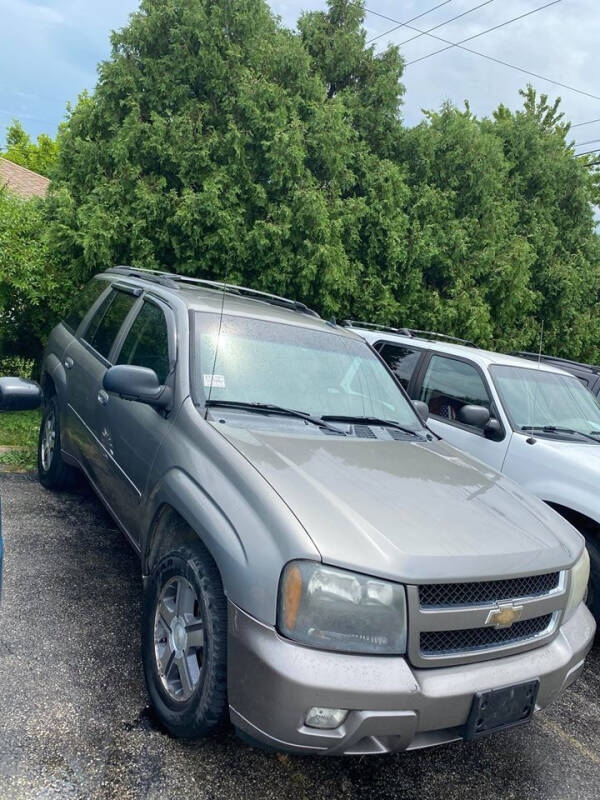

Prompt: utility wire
xmin=571 ymin=118 xmax=600 ymax=128
xmin=405 ymin=0 xmax=564 ymax=66
xmin=363 ymin=6 xmax=600 ymax=103
xmin=574 ymin=138 xmax=600 ymax=148
xmin=365 ymin=1 xmax=455 ymax=45
xmin=576 ymin=148 xmax=600 ymax=157
xmin=368 ymin=1 xmax=493 ymax=47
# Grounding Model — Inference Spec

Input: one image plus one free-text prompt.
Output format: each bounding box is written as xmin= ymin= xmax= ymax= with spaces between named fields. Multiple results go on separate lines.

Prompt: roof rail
xmin=510 ymin=351 xmax=600 ymax=373
xmin=105 ymin=266 xmax=320 ymax=318
xmin=343 ymin=320 xmax=476 ymax=348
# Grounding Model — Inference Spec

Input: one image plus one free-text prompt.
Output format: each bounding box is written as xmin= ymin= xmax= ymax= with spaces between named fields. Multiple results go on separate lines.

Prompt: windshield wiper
xmin=520 ymin=425 xmax=600 ymax=444
xmin=321 ymin=415 xmax=424 ymax=438
xmin=205 ymin=400 xmax=346 ymax=435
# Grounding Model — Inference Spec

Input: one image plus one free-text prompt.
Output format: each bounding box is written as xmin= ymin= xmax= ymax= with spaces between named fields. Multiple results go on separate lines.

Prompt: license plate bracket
xmin=464 ymin=679 xmax=540 ymax=740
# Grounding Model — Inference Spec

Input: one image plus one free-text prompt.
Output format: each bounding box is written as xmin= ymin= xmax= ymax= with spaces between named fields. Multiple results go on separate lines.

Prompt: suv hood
xmin=215 ymin=426 xmax=582 ymax=583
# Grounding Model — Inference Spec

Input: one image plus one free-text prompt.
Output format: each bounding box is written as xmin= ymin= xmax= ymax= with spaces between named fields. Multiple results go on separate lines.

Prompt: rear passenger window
xmin=419 ymin=355 xmax=490 ymax=423
xmin=116 ymin=301 xmax=170 ymax=383
xmin=378 ymin=343 xmax=421 ymax=390
xmin=63 ymin=279 xmax=107 ymax=332
xmin=83 ymin=290 xmax=137 ymax=360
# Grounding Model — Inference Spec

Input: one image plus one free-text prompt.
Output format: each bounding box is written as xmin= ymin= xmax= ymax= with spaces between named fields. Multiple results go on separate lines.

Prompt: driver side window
xmin=116 ymin=301 xmax=171 ymax=384
xmin=419 ymin=355 xmax=490 ymax=425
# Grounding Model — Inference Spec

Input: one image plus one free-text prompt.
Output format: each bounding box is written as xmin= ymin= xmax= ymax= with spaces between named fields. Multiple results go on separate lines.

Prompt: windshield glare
xmin=491 ymin=365 xmax=600 ymax=436
xmin=194 ymin=313 xmax=422 ymax=429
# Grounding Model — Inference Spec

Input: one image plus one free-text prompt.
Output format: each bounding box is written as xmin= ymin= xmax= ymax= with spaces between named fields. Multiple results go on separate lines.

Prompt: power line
xmin=575 ymin=138 xmax=600 ymax=148
xmin=367 ymin=1 xmax=494 ymax=47
xmin=571 ymin=118 xmax=600 ymax=128
xmin=576 ymin=148 xmax=600 ymax=157
xmin=366 ymin=1 xmax=455 ymax=45
xmin=363 ymin=7 xmax=600 ymax=103
xmin=405 ymin=0 xmax=564 ymax=66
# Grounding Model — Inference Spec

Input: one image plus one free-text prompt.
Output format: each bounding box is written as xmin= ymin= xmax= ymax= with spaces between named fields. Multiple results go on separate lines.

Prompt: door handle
xmin=97 ymin=390 xmax=109 ymax=406
xmin=64 ymin=356 xmax=74 ymax=370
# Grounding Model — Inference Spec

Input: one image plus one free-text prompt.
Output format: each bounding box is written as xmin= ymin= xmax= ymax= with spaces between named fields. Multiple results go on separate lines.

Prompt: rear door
xmin=375 ymin=341 xmax=426 ymax=395
xmin=414 ymin=352 xmax=509 ymax=471
xmin=64 ymin=284 xmax=140 ymax=487
xmin=90 ymin=296 xmax=176 ymax=543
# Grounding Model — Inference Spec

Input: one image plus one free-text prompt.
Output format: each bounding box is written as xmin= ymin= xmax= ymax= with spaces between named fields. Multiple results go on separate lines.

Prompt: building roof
xmin=0 ymin=157 xmax=50 ymax=198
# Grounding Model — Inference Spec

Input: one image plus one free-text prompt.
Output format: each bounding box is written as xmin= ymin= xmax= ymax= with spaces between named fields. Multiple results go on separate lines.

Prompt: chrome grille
xmin=419 ymin=573 xmax=560 ymax=608
xmin=420 ymin=614 xmax=554 ymax=656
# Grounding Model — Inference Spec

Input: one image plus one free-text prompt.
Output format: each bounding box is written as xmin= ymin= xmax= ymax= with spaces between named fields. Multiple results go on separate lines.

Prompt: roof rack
xmin=106 ymin=266 xmax=320 ymax=318
xmin=343 ymin=320 xmax=476 ymax=348
xmin=510 ymin=351 xmax=600 ymax=373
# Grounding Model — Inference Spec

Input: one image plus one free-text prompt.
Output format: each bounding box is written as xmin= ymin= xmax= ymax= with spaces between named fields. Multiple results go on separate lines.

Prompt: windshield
xmin=490 ymin=365 xmax=600 ymax=437
xmin=193 ymin=313 xmax=423 ymax=429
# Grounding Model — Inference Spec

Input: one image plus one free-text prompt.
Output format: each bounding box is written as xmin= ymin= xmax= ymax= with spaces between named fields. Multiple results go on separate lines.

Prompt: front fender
xmin=143 ymin=464 xmax=320 ymax=626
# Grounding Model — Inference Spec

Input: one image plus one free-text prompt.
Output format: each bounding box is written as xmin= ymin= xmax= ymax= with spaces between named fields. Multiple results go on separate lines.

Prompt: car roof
xmin=97 ymin=268 xmax=363 ymax=342
xmin=350 ymin=325 xmax=575 ymax=377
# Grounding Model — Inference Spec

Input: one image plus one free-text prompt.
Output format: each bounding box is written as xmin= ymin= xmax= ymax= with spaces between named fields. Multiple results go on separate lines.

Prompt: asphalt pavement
xmin=0 ymin=472 xmax=598 ymax=800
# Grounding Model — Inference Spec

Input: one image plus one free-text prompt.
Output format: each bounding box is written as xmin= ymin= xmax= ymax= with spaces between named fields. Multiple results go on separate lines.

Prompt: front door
xmin=416 ymin=353 xmax=510 ymax=472
xmin=90 ymin=297 xmax=175 ymax=543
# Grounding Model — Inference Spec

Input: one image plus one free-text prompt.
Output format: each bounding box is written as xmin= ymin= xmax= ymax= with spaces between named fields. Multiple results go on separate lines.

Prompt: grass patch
xmin=0 ymin=410 xmax=41 ymax=472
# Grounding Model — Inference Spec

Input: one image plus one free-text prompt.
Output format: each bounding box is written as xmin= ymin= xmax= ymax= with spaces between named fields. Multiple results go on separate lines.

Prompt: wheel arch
xmin=546 ymin=502 xmax=600 ymax=539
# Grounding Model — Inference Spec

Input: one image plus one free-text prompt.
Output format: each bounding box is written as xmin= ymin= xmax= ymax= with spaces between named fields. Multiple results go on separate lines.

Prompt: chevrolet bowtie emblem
xmin=485 ymin=602 xmax=524 ymax=629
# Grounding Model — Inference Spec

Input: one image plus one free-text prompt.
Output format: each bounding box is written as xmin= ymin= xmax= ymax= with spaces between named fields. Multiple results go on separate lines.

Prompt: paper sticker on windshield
xmin=203 ymin=374 xmax=226 ymax=389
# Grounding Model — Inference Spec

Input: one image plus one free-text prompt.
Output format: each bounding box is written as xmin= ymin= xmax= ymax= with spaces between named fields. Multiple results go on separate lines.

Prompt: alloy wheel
xmin=154 ymin=575 xmax=205 ymax=702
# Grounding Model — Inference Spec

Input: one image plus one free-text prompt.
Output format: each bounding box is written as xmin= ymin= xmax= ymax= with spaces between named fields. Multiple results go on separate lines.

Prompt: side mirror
xmin=0 ymin=377 xmax=42 ymax=412
xmin=484 ymin=417 xmax=504 ymax=441
xmin=103 ymin=365 xmax=172 ymax=409
xmin=412 ymin=399 xmax=429 ymax=423
xmin=457 ymin=404 xmax=490 ymax=429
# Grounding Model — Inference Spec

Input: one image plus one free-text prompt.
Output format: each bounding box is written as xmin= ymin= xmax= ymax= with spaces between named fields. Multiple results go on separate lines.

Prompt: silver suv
xmin=18 ymin=268 xmax=596 ymax=754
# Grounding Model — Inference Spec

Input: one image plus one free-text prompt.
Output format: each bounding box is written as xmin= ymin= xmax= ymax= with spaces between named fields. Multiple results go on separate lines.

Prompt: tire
xmin=584 ymin=538 xmax=600 ymax=624
xmin=141 ymin=543 xmax=228 ymax=738
xmin=37 ymin=396 xmax=78 ymax=490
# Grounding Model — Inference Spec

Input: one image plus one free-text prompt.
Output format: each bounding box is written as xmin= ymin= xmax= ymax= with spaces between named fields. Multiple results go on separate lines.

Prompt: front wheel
xmin=141 ymin=544 xmax=228 ymax=738
xmin=37 ymin=397 xmax=77 ymax=490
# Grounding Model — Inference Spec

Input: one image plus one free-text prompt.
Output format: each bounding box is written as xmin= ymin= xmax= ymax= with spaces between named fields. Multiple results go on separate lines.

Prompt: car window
xmin=116 ymin=301 xmax=170 ymax=383
xmin=419 ymin=355 xmax=490 ymax=422
xmin=83 ymin=290 xmax=137 ymax=360
xmin=63 ymin=279 xmax=108 ymax=332
xmin=378 ymin=343 xmax=422 ymax=390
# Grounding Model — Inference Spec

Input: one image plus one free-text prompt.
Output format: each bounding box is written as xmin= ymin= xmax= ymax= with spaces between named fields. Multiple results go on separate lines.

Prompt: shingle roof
xmin=0 ymin=157 xmax=50 ymax=198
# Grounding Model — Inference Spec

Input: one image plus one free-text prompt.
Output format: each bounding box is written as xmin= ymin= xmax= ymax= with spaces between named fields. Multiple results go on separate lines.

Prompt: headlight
xmin=564 ymin=548 xmax=590 ymax=622
xmin=277 ymin=560 xmax=407 ymax=654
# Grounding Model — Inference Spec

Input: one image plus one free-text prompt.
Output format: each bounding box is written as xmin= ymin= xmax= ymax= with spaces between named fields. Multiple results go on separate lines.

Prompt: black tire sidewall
xmin=141 ymin=547 xmax=228 ymax=738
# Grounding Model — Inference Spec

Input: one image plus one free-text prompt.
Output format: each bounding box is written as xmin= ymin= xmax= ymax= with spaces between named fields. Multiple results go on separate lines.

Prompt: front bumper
xmin=227 ymin=601 xmax=595 ymax=755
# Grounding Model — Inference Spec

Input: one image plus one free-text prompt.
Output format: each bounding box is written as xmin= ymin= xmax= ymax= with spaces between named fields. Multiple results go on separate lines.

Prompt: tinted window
xmin=420 ymin=355 xmax=490 ymax=422
xmin=117 ymin=301 xmax=170 ymax=383
xmin=63 ymin=279 xmax=107 ymax=332
xmin=379 ymin=343 xmax=421 ymax=390
xmin=83 ymin=290 xmax=137 ymax=359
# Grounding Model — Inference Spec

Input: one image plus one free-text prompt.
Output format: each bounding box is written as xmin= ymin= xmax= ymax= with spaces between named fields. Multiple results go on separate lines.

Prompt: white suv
xmin=349 ymin=323 xmax=600 ymax=621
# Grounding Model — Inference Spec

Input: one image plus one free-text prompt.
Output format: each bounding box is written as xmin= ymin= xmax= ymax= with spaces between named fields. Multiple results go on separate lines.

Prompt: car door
xmin=415 ymin=353 xmax=509 ymax=471
xmin=91 ymin=296 xmax=176 ymax=544
xmin=375 ymin=341 xmax=426 ymax=394
xmin=63 ymin=283 xmax=140 ymax=485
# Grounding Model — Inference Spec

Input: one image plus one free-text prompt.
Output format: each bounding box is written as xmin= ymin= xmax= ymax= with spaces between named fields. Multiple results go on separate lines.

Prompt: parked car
xmin=0 ymin=376 xmax=44 ymax=601
xmin=512 ymin=351 xmax=600 ymax=398
xmin=349 ymin=323 xmax=600 ymax=624
xmin=4 ymin=271 xmax=595 ymax=755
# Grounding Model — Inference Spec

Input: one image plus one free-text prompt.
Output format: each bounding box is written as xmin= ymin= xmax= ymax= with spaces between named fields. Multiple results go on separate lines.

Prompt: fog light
xmin=305 ymin=707 xmax=348 ymax=729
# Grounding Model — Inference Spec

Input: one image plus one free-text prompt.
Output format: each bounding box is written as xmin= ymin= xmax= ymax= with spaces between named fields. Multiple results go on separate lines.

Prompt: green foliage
xmin=0 ymin=189 xmax=59 ymax=359
xmin=3 ymin=0 xmax=598 ymax=365
xmin=2 ymin=120 xmax=60 ymax=177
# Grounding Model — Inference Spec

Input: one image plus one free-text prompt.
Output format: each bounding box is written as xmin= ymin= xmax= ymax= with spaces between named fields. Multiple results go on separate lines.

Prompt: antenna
xmin=204 ymin=272 xmax=229 ymax=419
xmin=526 ymin=320 xmax=544 ymax=444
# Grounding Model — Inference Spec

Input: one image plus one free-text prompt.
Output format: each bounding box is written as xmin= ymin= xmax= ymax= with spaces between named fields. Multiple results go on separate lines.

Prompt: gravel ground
xmin=0 ymin=472 xmax=598 ymax=800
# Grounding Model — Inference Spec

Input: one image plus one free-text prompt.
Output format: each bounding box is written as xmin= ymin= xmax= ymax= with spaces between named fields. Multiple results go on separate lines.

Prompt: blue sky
xmin=1 ymin=1 xmax=599 ymax=154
